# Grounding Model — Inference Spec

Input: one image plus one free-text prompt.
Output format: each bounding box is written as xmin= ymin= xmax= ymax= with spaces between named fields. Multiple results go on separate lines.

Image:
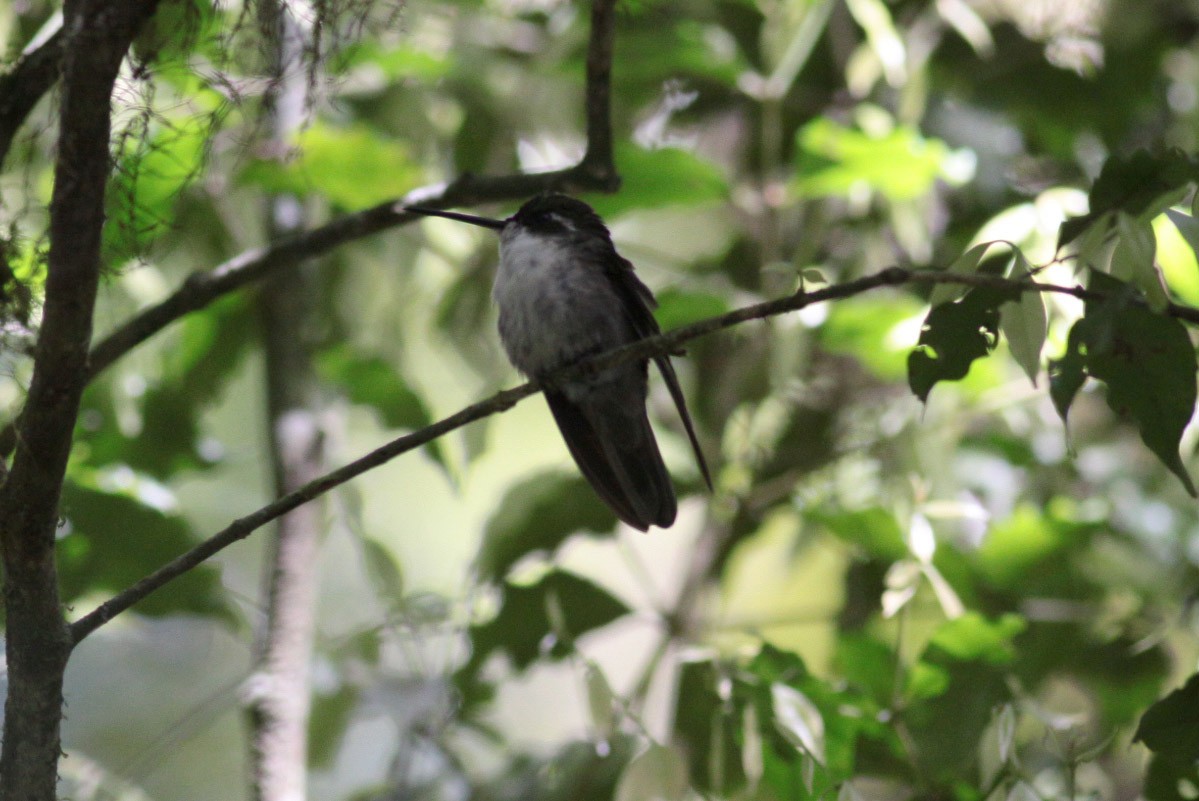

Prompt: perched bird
xmin=406 ymin=193 xmax=711 ymax=530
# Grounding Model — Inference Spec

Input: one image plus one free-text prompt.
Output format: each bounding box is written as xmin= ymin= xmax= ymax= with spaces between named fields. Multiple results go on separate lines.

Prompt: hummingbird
xmin=406 ymin=193 xmax=711 ymax=531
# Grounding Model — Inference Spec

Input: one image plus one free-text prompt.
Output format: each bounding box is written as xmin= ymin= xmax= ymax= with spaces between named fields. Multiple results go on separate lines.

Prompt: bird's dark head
xmin=404 ymin=193 xmax=609 ymax=241
xmin=509 ymin=193 xmax=609 ymax=239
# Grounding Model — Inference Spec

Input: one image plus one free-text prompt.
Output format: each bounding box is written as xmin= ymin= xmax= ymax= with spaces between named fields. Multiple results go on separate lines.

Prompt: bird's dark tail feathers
xmin=544 ymin=389 xmax=676 ymax=531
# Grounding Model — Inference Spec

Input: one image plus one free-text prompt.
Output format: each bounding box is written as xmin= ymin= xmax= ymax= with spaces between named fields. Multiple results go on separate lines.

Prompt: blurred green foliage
xmin=4 ymin=0 xmax=1199 ymax=799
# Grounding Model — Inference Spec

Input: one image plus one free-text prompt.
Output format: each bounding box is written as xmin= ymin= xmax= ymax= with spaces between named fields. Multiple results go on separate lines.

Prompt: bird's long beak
xmin=405 ymin=206 xmax=506 ymax=230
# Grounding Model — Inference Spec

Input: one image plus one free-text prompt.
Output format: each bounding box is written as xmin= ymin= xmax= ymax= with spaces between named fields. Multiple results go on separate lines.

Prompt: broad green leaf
xmin=771 ymin=683 xmax=825 ymax=764
xmin=316 ymin=344 xmax=432 ymax=431
xmin=795 ymin=118 xmax=964 ymax=202
xmin=1000 ymin=290 xmax=1047 ymax=386
xmin=929 ymin=241 xmax=992 ymax=307
xmin=1058 ymin=150 xmax=1199 ymax=248
xmin=463 ymin=569 xmax=631 ymax=673
xmin=1135 ymin=672 xmax=1199 ymax=762
xmin=820 ymin=295 xmax=925 ymax=381
xmin=1160 ymin=209 xmax=1199 ymax=304
xmin=908 ymin=284 xmax=1020 ymax=402
xmin=58 ymin=479 xmax=230 ymax=620
xmin=586 ymin=145 xmax=728 ymax=217
xmin=239 ymin=122 xmax=421 ymax=208
xmin=477 ymin=472 xmax=617 ymax=582
xmin=1144 ymin=755 xmax=1199 ymax=801
xmin=614 ymin=743 xmax=689 ymax=801
xmin=844 ymin=0 xmax=906 ymax=86
xmin=807 ymin=507 xmax=907 ymax=561
xmin=674 ymin=658 xmax=747 ymax=795
xmin=976 ymin=506 xmax=1069 ymax=589
xmin=360 ymin=537 xmax=404 ymax=604
xmin=904 ymin=614 xmax=1022 ymax=778
xmin=585 ymin=661 xmax=617 ymax=740
xmin=105 ymin=114 xmax=210 ymax=263
xmin=1048 ymin=322 xmax=1087 ymax=428
xmin=998 ymin=248 xmax=1046 ymax=386
xmin=79 ymin=295 xmax=253 ymax=477
xmin=308 ymin=685 xmax=360 ymax=769
xmin=1112 ymin=212 xmax=1168 ymax=311
xmin=925 ymin=612 xmax=1025 ymax=665
xmin=833 ymin=634 xmax=897 ymax=705
xmin=1062 ymin=272 xmax=1197 ymax=495
xmin=738 ymin=645 xmax=878 ymax=796
xmin=654 ymin=288 xmax=730 ymax=331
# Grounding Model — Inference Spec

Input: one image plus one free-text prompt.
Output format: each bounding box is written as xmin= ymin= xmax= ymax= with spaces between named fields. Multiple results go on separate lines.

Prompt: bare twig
xmin=70 ymin=264 xmax=1174 ymax=643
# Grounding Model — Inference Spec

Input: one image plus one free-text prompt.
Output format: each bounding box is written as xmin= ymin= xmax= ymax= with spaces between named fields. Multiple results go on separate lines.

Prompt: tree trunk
xmin=243 ymin=5 xmax=325 ymax=801
xmin=0 ymin=2 xmax=158 ymax=800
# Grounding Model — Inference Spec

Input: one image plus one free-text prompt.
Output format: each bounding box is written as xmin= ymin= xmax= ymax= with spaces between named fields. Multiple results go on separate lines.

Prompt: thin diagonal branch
xmin=70 ymin=264 xmax=1177 ymax=644
xmin=0 ymin=22 xmax=64 ymax=168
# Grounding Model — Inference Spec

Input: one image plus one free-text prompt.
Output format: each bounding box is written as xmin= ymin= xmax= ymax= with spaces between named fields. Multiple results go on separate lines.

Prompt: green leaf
xmin=1000 ymin=298 xmax=1047 ymax=387
xmin=1144 ymin=755 xmax=1199 ymax=801
xmin=1135 ymin=672 xmax=1199 ymax=762
xmin=929 ymin=241 xmax=992 ymax=307
xmin=79 ymin=294 xmax=254 ymax=478
xmin=1159 ymin=209 xmax=1199 ymax=304
xmin=794 ymin=118 xmax=964 ymax=202
xmin=999 ymin=251 xmax=1047 ymax=386
xmin=1058 ymin=150 xmax=1199 ymax=249
xmin=316 ymin=344 xmax=432 ymax=431
xmin=673 ymin=658 xmax=747 ymax=795
xmin=925 ymin=611 xmax=1025 ymax=665
xmin=1048 ymin=322 xmax=1087 ymax=427
xmin=477 ymin=472 xmax=618 ymax=582
xmin=907 ymin=284 xmax=1020 ymax=402
xmin=653 ymin=288 xmax=730 ymax=331
xmin=584 ymin=660 xmax=617 ymax=740
xmin=820 ymin=295 xmax=925 ymax=381
xmin=1112 ymin=212 xmax=1169 ymax=311
xmin=771 ymin=684 xmax=826 ymax=764
xmin=585 ymin=145 xmax=728 ymax=217
xmin=58 ymin=479 xmax=230 ymax=620
xmin=308 ymin=685 xmax=360 ymax=769
xmin=615 ymin=744 xmax=690 ymax=801
xmin=1056 ymin=272 xmax=1197 ymax=495
xmin=903 ymin=614 xmax=1023 ymax=779
xmin=105 ymin=114 xmax=210 ymax=263
xmin=806 ymin=507 xmax=907 ymax=561
xmin=463 ymin=569 xmax=631 ymax=673
xmin=976 ymin=505 xmax=1071 ymax=589
xmin=360 ymin=537 xmax=404 ymax=604
xmin=239 ymin=123 xmax=422 ymax=208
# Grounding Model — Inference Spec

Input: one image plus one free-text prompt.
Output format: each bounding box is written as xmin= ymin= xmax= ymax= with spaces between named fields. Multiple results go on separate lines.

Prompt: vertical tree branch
xmin=242 ymin=4 xmax=324 ymax=800
xmin=0 ymin=2 xmax=157 ymax=800
xmin=581 ymin=0 xmax=618 ymax=186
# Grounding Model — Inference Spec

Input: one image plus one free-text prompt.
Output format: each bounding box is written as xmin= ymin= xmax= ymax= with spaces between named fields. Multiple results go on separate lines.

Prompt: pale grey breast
xmin=493 ymin=226 xmax=631 ymax=378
